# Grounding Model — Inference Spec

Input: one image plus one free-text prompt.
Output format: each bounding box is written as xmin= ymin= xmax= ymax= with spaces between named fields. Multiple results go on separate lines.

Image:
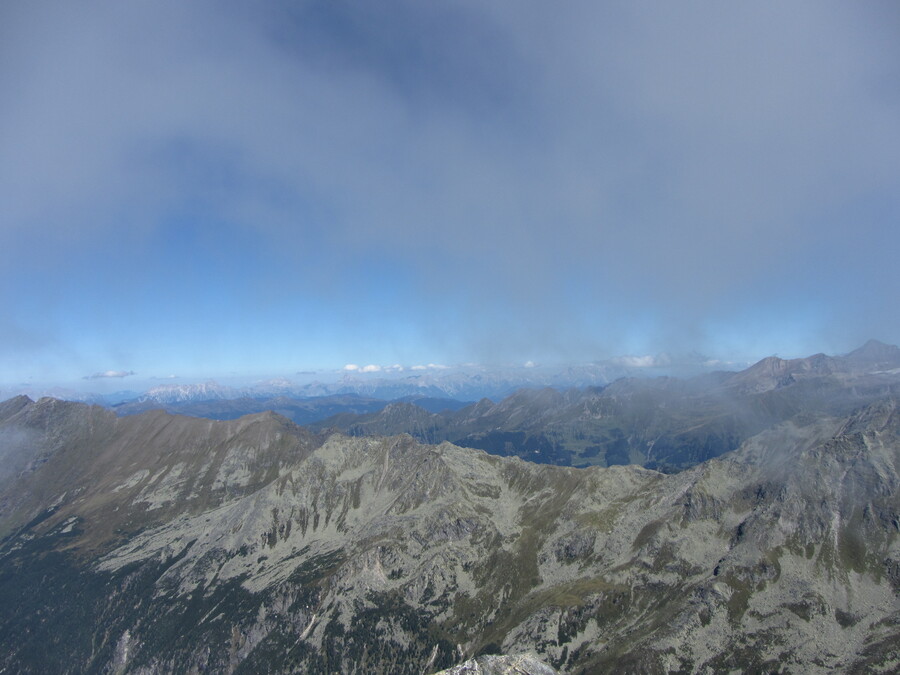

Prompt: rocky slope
xmin=0 ymin=395 xmax=898 ymax=673
xmin=434 ymin=653 xmax=558 ymax=674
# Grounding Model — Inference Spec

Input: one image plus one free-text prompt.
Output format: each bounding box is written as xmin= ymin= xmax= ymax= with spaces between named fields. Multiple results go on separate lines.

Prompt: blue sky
xmin=2 ymin=1 xmax=899 ymax=388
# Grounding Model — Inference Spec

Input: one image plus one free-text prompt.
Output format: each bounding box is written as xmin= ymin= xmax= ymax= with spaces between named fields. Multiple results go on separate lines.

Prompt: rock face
xmin=0 ymin=396 xmax=899 ymax=673
xmin=434 ymin=653 xmax=558 ymax=674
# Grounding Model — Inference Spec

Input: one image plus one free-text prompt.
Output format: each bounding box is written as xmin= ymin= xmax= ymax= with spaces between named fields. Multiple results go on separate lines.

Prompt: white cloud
xmin=524 ymin=360 xmax=536 ymax=368
xmin=613 ymin=355 xmax=657 ymax=368
xmin=344 ymin=363 xmax=383 ymax=373
xmin=84 ymin=369 xmax=135 ymax=379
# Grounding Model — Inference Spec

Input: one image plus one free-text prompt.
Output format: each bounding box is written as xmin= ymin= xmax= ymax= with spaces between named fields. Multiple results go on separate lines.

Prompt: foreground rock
xmin=433 ymin=653 xmax=557 ymax=674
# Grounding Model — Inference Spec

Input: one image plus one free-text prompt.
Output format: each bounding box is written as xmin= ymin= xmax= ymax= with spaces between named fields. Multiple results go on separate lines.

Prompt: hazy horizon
xmin=2 ymin=2 xmax=898 ymax=386
xmin=6 ymin=337 xmax=898 ymax=397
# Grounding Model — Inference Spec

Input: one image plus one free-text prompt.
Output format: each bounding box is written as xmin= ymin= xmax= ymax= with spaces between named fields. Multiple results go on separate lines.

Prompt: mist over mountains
xmin=0 ymin=341 xmax=899 ymax=672
xmin=4 ymin=1 xmax=898 ymax=671
xmin=311 ymin=340 xmax=900 ymax=471
xmin=95 ymin=339 xmax=900 ymax=472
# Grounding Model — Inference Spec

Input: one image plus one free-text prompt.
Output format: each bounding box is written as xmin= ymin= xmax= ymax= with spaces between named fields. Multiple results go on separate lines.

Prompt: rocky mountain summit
xmin=1 ymin=388 xmax=899 ymax=673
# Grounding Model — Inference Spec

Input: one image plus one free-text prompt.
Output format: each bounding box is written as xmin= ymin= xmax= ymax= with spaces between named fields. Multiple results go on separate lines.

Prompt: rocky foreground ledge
xmin=433 ymin=653 xmax=557 ymax=674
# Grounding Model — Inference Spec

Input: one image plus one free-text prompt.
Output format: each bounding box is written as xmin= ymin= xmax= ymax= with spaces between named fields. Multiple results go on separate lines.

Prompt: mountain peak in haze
xmin=724 ymin=339 xmax=900 ymax=394
xmin=845 ymin=338 xmax=900 ymax=367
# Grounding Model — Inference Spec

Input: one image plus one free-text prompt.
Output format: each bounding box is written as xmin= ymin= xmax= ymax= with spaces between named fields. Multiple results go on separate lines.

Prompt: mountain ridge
xmin=311 ymin=346 xmax=900 ymax=470
xmin=0 ymin=391 xmax=898 ymax=672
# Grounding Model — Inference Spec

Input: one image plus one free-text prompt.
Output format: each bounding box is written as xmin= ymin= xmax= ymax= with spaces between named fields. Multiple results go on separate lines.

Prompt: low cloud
xmin=84 ymin=370 xmax=135 ymax=379
xmin=343 ymin=364 xmax=394 ymax=373
xmin=612 ymin=355 xmax=658 ymax=368
xmin=411 ymin=363 xmax=448 ymax=371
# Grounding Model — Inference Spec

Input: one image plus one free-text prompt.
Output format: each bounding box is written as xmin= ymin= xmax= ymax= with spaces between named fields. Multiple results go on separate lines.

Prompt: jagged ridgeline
xmin=1 ymin=392 xmax=899 ymax=672
xmin=309 ymin=340 xmax=900 ymax=471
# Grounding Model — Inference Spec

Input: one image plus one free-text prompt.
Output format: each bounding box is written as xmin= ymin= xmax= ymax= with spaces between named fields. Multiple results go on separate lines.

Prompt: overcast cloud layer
xmin=1 ymin=1 xmax=898 ymax=384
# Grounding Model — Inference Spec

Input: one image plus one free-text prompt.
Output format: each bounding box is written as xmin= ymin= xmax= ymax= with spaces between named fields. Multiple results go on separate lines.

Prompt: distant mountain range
xmin=112 ymin=393 xmax=473 ymax=426
xmin=122 ymin=362 xmax=646 ymax=404
xmin=309 ymin=340 xmax=900 ymax=471
xmin=1 ymin=352 xmax=735 ymax=411
xmin=81 ymin=340 xmax=900 ymax=473
xmin=1 ymin=370 xmax=899 ymax=671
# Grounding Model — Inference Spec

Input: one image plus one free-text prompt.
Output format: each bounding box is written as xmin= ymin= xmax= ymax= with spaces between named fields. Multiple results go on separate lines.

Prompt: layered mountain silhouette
xmin=311 ymin=340 xmax=900 ymax=471
xmin=0 ymin=342 xmax=898 ymax=673
xmin=112 ymin=393 xmax=471 ymax=425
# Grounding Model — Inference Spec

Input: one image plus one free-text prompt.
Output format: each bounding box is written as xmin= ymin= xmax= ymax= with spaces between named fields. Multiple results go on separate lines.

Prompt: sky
xmin=1 ymin=0 xmax=899 ymax=388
